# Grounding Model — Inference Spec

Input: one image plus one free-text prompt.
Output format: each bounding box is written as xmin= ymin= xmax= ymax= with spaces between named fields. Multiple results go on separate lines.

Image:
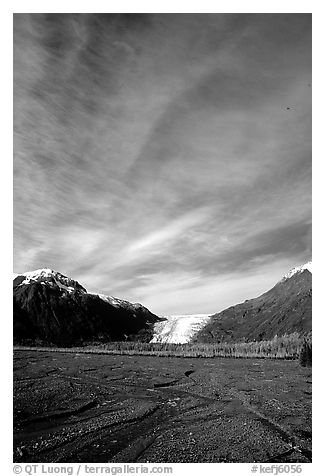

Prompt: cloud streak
xmin=14 ymin=14 xmax=311 ymax=314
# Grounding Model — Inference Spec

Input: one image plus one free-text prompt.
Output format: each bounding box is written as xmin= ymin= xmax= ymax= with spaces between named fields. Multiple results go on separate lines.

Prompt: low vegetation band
xmin=14 ymin=332 xmax=311 ymax=361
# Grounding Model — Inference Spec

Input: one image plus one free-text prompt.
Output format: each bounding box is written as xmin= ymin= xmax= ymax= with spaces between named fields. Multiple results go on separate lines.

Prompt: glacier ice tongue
xmin=150 ymin=314 xmax=212 ymax=344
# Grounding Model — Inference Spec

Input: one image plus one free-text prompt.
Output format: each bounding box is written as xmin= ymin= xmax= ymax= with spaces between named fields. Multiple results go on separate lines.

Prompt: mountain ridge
xmin=13 ymin=262 xmax=312 ymax=346
xmin=13 ymin=268 xmax=161 ymax=346
xmin=194 ymin=262 xmax=312 ymax=343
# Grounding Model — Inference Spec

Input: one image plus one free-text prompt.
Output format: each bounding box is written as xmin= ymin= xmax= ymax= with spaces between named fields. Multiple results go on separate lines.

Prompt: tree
xmin=299 ymin=340 xmax=312 ymax=367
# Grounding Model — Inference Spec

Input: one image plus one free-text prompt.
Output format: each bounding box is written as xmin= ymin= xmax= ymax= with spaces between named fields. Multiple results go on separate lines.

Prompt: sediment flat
xmin=13 ymin=350 xmax=312 ymax=463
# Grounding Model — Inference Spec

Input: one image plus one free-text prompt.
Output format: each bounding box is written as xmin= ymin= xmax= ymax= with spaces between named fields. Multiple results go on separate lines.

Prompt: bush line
xmin=14 ymin=332 xmax=311 ymax=360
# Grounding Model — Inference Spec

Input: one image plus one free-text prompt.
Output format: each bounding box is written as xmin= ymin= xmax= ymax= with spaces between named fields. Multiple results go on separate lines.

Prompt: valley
xmin=14 ymin=350 xmax=312 ymax=463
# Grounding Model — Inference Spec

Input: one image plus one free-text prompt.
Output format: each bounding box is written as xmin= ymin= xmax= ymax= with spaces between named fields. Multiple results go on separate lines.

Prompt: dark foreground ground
xmin=13 ymin=350 xmax=312 ymax=463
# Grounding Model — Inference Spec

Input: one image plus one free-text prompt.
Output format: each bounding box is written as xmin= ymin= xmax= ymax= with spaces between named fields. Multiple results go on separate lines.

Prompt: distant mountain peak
xmin=280 ymin=261 xmax=312 ymax=282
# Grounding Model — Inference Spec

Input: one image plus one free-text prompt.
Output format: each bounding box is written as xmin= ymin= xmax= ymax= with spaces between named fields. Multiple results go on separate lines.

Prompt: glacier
xmin=150 ymin=314 xmax=212 ymax=344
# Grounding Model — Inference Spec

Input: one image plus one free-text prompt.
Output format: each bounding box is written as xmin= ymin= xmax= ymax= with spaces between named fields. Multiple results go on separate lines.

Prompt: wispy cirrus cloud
xmin=14 ymin=14 xmax=311 ymax=314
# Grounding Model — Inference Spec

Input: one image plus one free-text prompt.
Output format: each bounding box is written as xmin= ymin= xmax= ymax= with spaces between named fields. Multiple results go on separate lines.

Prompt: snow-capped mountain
xmin=14 ymin=269 xmax=147 ymax=315
xmin=150 ymin=314 xmax=211 ymax=344
xmin=13 ymin=268 xmax=161 ymax=346
xmin=14 ymin=268 xmax=87 ymax=293
xmin=280 ymin=261 xmax=312 ymax=282
xmin=195 ymin=261 xmax=312 ymax=343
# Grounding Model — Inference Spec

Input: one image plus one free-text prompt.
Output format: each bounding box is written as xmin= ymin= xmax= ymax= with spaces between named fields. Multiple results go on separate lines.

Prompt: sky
xmin=13 ymin=13 xmax=312 ymax=315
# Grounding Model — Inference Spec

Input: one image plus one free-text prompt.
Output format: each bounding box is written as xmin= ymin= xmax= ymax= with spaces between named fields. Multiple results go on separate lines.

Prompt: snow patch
xmin=92 ymin=293 xmax=141 ymax=309
xmin=53 ymin=278 xmax=76 ymax=293
xmin=281 ymin=261 xmax=312 ymax=282
xmin=93 ymin=293 xmax=124 ymax=307
xmin=19 ymin=268 xmax=55 ymax=284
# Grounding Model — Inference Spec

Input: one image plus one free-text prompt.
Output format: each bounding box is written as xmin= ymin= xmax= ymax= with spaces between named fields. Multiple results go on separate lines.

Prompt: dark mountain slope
xmin=194 ymin=268 xmax=312 ymax=343
xmin=13 ymin=269 xmax=161 ymax=346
